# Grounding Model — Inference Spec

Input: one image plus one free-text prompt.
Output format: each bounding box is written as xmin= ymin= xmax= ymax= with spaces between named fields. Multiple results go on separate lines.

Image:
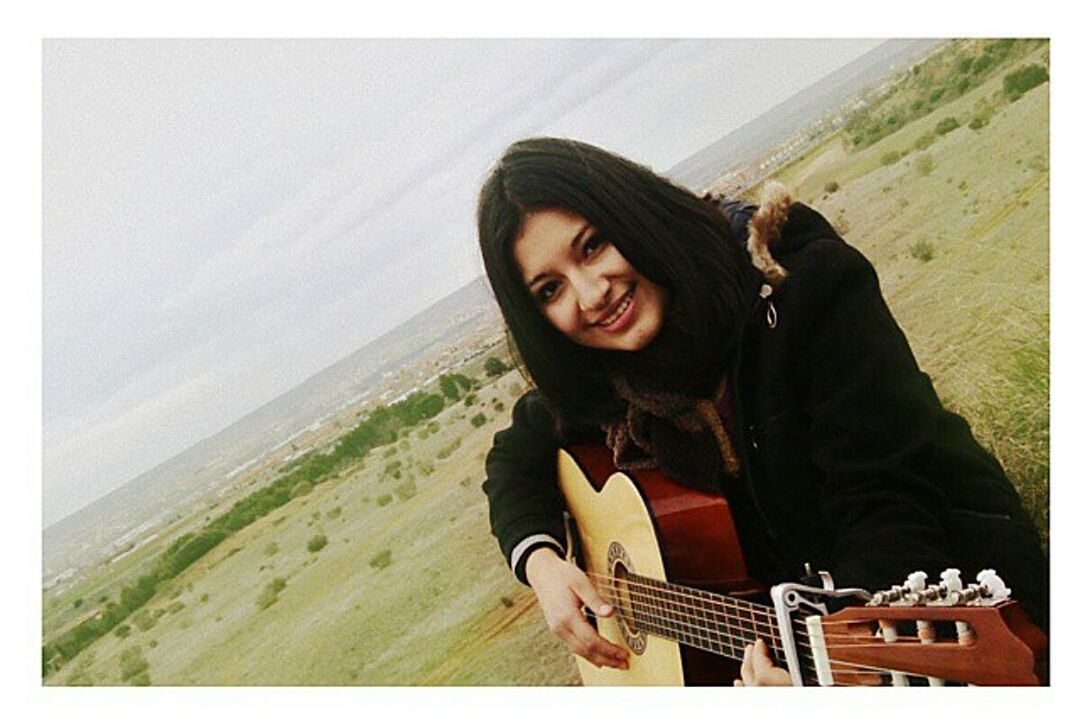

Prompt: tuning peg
xmin=975 ymin=569 xmax=1012 ymax=605
xmin=940 ymin=568 xmax=963 ymax=592
xmin=904 ymin=571 xmax=928 ymax=592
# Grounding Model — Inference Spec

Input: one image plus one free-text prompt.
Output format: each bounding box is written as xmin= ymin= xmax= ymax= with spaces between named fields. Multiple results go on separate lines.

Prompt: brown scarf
xmin=600 ymin=181 xmax=793 ymax=490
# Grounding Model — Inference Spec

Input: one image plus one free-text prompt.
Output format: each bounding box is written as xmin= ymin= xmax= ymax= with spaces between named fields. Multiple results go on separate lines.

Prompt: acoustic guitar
xmin=556 ymin=444 xmax=1048 ymax=686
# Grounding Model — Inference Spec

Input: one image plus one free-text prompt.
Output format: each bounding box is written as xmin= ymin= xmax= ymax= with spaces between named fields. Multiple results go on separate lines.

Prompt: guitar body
xmin=557 ymin=445 xmax=766 ymax=686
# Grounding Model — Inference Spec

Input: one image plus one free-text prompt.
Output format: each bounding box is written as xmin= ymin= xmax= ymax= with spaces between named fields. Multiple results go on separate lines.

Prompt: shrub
xmin=493 ymin=400 xmax=505 ymax=413
xmin=264 ymin=541 xmax=279 ymax=557
xmin=910 ymin=239 xmax=935 ymax=262
xmin=824 ymin=181 xmax=839 ymax=194
xmin=464 ymin=394 xmax=477 ymax=407
xmin=114 ymin=624 xmax=131 ymax=639
xmin=427 ymin=421 xmax=440 ymax=434
xmin=969 ymin=116 xmax=987 ymax=130
xmin=935 ymin=117 xmax=960 ymax=136
xmin=131 ymin=610 xmax=158 ymax=632
xmin=119 ymin=646 xmax=149 ymax=682
xmin=289 ymin=480 xmax=313 ymax=499
xmin=436 ymin=438 xmax=462 ymax=459
xmin=307 ymin=534 xmax=328 ymax=553
xmin=485 ymin=356 xmax=509 ymax=377
xmin=256 ymin=577 xmax=287 ymax=610
xmin=369 ymin=550 xmax=393 ymax=570
xmin=914 ymin=153 xmax=935 ymax=176
xmin=393 ymin=479 xmax=417 ymax=501
xmin=471 ymin=413 xmax=488 ymax=428
xmin=73 ymin=598 xmax=83 ymax=609
xmin=200 ymin=593 xmax=209 ymax=603
xmin=913 ymin=132 xmax=935 ymax=151
xmin=327 ymin=506 xmax=342 ymax=519
xmin=166 ymin=601 xmax=185 ymax=615
xmin=881 ymin=150 xmax=902 ymax=166
xmin=1003 ymin=64 xmax=1049 ymax=101
xmin=376 ymin=494 xmax=393 ymax=507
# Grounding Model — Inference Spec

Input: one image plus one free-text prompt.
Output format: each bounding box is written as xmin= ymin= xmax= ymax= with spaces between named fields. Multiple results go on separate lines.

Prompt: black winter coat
xmin=482 ymin=198 xmax=1048 ymax=630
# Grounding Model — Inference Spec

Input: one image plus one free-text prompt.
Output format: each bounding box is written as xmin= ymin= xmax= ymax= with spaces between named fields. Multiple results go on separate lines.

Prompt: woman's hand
xmin=734 ymin=638 xmax=792 ymax=686
xmin=525 ymin=547 xmax=631 ymax=670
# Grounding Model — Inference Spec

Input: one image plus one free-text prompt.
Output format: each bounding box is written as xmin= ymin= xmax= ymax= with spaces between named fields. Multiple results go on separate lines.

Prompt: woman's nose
xmin=574 ymin=273 xmax=611 ymax=313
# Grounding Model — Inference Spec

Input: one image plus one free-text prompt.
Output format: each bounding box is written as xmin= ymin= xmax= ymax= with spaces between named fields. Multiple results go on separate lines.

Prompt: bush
xmin=969 ymin=116 xmax=987 ymax=130
xmin=119 ymin=647 xmax=149 ymax=682
xmin=73 ymin=598 xmax=83 ymax=609
xmin=484 ymin=356 xmax=510 ymax=377
xmin=1003 ymin=64 xmax=1049 ymax=101
xmin=935 ymin=117 xmax=960 ymax=136
xmin=436 ymin=438 xmax=462 ymax=460
xmin=471 ymin=413 xmax=488 ymax=428
xmin=289 ymin=480 xmax=313 ymax=499
xmin=393 ymin=478 xmax=417 ymax=501
xmin=463 ymin=394 xmax=477 ymax=407
xmin=376 ymin=494 xmax=393 ymax=507
xmin=369 ymin=550 xmax=393 ymax=570
xmin=914 ymin=153 xmax=935 ymax=176
xmin=256 ymin=577 xmax=287 ymax=610
xmin=493 ymin=400 xmax=505 ymax=413
xmin=913 ymin=132 xmax=936 ymax=151
xmin=824 ymin=181 xmax=839 ymax=194
xmin=327 ymin=506 xmax=342 ymax=519
xmin=909 ymin=239 xmax=935 ymax=262
xmin=114 ymin=624 xmax=131 ymax=639
xmin=881 ymin=150 xmax=902 ymax=166
xmin=307 ymin=534 xmax=328 ymax=553
xmin=131 ymin=610 xmax=158 ymax=632
xmin=264 ymin=541 xmax=279 ymax=557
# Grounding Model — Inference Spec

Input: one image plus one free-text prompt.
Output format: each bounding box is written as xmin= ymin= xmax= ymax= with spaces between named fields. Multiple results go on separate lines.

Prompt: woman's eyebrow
xmin=525 ymin=222 xmax=592 ymax=289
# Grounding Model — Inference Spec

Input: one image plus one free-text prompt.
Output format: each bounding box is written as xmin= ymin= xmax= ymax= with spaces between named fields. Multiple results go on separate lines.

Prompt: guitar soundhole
xmin=612 ymin=561 xmax=636 ymax=633
xmin=607 ymin=542 xmax=647 ymax=655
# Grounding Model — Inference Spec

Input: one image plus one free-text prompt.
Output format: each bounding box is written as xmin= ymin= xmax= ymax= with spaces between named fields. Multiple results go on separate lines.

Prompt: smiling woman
xmin=475 ymin=137 xmax=1048 ymax=686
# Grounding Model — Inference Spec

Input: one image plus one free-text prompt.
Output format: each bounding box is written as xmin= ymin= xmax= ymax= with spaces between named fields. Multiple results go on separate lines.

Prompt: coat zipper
xmin=729 ymin=290 xmax=782 ymax=546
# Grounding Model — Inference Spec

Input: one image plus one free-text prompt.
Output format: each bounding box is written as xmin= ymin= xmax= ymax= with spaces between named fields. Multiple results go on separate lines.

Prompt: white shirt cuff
xmin=510 ymin=533 xmax=565 ymax=576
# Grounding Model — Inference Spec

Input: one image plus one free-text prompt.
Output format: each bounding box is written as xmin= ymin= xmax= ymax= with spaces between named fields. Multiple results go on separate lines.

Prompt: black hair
xmin=477 ymin=137 xmax=759 ymax=431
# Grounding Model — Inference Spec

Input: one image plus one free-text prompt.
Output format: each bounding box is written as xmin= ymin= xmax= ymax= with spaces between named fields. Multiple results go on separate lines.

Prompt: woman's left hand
xmin=734 ymin=638 xmax=792 ymax=686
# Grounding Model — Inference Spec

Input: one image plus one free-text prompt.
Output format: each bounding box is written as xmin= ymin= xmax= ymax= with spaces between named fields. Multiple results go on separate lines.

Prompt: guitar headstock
xmin=818 ymin=569 xmax=1048 ymax=686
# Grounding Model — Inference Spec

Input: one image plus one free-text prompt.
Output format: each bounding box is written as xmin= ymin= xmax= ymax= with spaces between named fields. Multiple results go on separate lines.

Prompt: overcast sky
xmin=42 ymin=38 xmax=883 ymax=526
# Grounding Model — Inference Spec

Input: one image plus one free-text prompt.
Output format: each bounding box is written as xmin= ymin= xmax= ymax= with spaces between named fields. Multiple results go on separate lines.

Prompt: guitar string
xmin=587 ymin=573 xmax=933 ymax=638
xmin=614 ymin=612 xmax=943 ymax=684
xmin=589 ymin=576 xmax=934 ymax=664
xmin=588 ymin=576 xmax=792 ymax=648
xmin=615 ymin=614 xmax=933 ymax=685
xmin=582 ymin=571 xmax=966 ymax=683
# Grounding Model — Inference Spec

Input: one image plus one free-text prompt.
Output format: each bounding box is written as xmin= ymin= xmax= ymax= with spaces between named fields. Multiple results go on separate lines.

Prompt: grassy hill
xmin=42 ymin=38 xmax=1048 ymax=686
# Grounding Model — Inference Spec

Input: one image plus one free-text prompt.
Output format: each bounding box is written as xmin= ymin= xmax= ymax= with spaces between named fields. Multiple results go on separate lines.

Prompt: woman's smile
xmin=513 ymin=208 xmax=667 ymax=351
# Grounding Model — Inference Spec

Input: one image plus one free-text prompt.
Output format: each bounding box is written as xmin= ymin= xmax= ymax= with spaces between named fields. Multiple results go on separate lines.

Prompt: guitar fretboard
xmin=618 ymin=573 xmax=793 ymax=667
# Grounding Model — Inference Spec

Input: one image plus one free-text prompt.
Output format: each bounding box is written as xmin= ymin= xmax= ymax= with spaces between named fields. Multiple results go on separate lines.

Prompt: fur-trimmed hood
xmin=706 ymin=180 xmax=844 ymax=289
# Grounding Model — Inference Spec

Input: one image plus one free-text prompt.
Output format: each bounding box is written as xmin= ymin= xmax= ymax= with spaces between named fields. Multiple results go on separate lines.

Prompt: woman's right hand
xmin=525 ymin=547 xmax=631 ymax=670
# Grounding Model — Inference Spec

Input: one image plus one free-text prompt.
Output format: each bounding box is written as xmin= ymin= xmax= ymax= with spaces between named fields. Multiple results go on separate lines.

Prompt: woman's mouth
xmin=594 ymin=284 xmax=637 ymax=331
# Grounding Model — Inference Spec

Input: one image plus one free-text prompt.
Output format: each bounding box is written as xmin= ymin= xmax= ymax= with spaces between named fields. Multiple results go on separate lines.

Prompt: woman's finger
xmin=741 ymin=642 xmax=756 ymax=685
xmin=568 ymin=619 xmax=629 ymax=669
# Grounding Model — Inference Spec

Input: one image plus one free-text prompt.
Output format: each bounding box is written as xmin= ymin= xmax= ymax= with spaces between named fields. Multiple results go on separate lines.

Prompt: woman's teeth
xmin=597 ymin=286 xmax=634 ymax=327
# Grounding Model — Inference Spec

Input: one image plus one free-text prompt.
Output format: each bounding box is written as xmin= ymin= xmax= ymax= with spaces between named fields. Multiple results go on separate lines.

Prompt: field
xmin=42 ymin=39 xmax=1048 ymax=686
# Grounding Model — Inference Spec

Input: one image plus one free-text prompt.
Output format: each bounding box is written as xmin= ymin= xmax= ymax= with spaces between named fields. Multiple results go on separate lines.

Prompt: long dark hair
xmin=477 ymin=137 xmax=759 ymax=431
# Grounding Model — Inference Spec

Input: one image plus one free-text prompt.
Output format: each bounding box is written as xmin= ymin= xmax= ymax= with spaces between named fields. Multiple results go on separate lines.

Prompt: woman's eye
xmin=536 ymin=281 xmax=559 ymax=304
xmin=583 ymin=233 xmax=606 ymax=257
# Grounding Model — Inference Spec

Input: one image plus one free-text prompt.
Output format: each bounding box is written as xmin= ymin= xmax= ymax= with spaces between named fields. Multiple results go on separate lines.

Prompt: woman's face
xmin=513 ymin=207 xmax=668 ymax=352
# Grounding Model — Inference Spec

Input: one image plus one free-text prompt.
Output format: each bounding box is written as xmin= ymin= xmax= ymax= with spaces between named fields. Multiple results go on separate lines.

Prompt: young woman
xmin=476 ymin=137 xmax=1047 ymax=685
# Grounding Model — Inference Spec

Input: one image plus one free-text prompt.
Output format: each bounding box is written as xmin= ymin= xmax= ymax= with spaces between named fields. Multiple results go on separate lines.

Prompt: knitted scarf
xmin=600 ymin=181 xmax=793 ymax=491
